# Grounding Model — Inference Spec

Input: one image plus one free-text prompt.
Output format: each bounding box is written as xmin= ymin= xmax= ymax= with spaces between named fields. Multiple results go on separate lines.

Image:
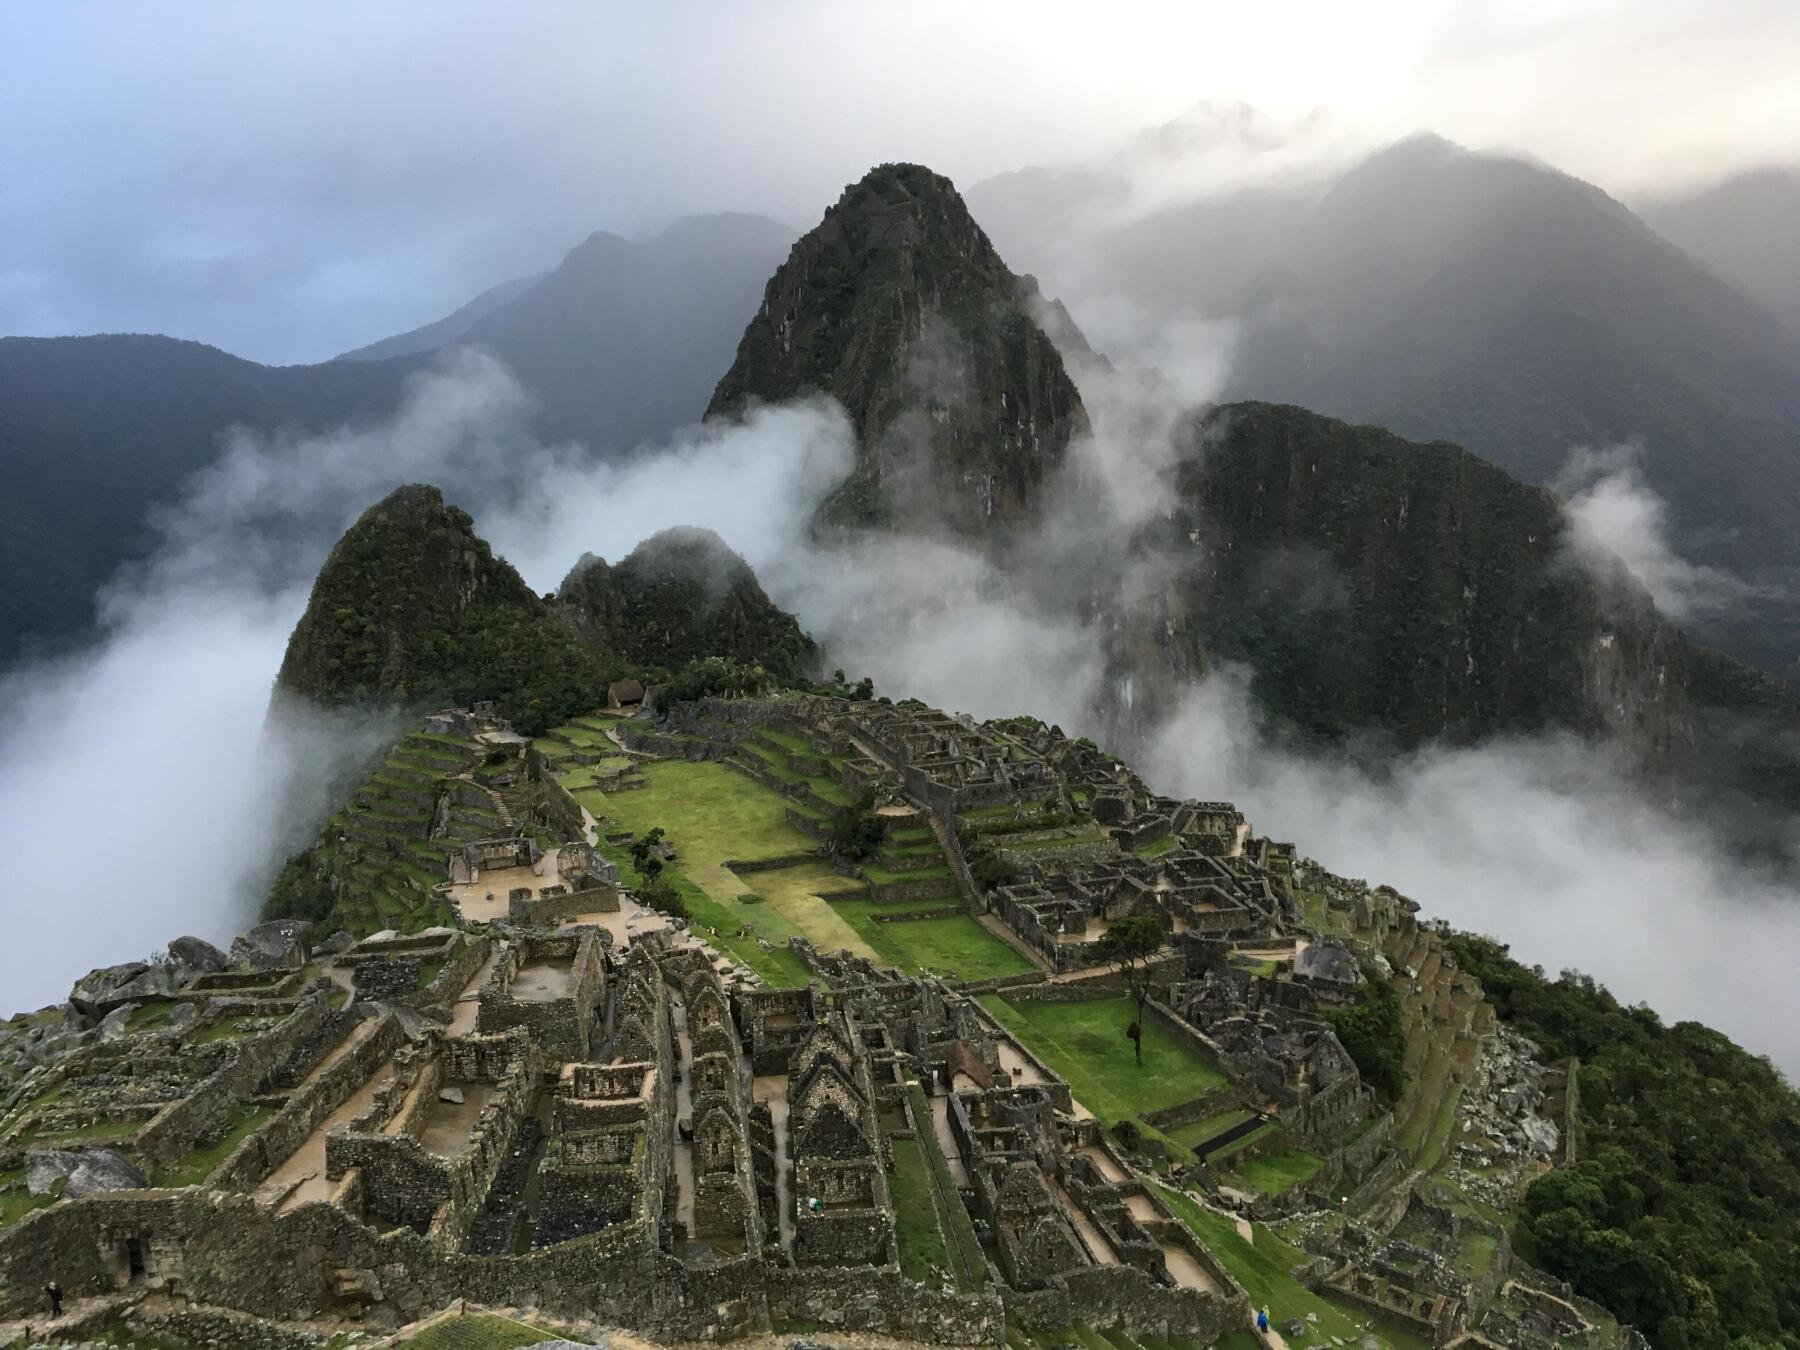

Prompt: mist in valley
xmin=5 ymin=323 xmax=1793 ymax=1078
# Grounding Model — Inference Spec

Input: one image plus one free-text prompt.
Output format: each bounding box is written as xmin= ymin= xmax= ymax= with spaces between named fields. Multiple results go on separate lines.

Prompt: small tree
xmin=628 ymin=826 xmax=667 ymax=879
xmin=825 ymin=790 xmax=884 ymax=863
xmin=1094 ymin=914 xmax=1166 ymax=1066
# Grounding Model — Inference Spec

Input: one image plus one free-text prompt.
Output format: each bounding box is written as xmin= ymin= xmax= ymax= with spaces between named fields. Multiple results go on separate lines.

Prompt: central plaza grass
xmin=576 ymin=759 xmax=874 ymax=983
xmin=978 ymin=995 xmax=1225 ymax=1129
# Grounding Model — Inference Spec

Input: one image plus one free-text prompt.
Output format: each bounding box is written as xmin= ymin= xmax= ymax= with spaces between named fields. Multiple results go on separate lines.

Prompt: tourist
xmin=46 ymin=1281 xmax=63 ymax=1317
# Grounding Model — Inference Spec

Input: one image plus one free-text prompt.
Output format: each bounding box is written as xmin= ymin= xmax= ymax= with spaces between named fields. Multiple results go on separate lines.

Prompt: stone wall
xmin=1004 ymin=1262 xmax=1246 ymax=1344
xmin=214 ymin=1014 xmax=406 ymax=1191
xmin=507 ymin=883 xmax=620 ymax=926
xmin=135 ymin=1064 xmax=238 ymax=1167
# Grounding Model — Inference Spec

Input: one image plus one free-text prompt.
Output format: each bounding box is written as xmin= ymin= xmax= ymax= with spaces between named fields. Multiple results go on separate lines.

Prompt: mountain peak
xmin=708 ymin=162 xmax=1088 ymax=535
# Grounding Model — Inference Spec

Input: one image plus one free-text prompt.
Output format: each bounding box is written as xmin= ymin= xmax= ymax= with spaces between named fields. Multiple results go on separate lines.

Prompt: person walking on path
xmin=45 ymin=1281 xmax=64 ymax=1317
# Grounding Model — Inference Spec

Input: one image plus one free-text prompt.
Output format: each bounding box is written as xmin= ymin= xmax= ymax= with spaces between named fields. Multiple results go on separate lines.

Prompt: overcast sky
xmin=3 ymin=0 xmax=1797 ymax=364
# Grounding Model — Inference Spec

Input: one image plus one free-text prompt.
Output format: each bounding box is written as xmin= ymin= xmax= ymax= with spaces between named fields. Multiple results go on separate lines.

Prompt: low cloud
xmin=1556 ymin=442 xmax=1755 ymax=620
xmin=3 ymin=343 xmax=1794 ymax=1080
xmin=0 ymin=352 xmax=854 ymax=1013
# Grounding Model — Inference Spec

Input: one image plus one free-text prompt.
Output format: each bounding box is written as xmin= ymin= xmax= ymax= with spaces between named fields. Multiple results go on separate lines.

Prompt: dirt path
xmin=267 ymin=1058 xmax=393 ymax=1213
xmin=670 ymin=996 xmax=696 ymax=1238
xmin=752 ymin=1072 xmax=795 ymax=1258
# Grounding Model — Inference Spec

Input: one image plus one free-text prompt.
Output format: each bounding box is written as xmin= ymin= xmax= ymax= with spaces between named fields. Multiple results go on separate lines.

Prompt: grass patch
xmin=153 ymin=1104 xmax=273 ymax=1187
xmin=979 ymin=996 xmax=1224 ymax=1149
xmin=891 ymin=1137 xmax=951 ymax=1284
xmin=1153 ymin=1183 xmax=1428 ymax=1348
xmin=834 ymin=900 xmax=1036 ymax=982
xmin=1135 ymin=833 xmax=1179 ymax=858
xmin=1228 ymin=1147 xmax=1325 ymax=1197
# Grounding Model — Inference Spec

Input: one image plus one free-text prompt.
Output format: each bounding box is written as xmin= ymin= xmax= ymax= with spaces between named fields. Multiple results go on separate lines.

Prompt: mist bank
xmin=1 ymin=348 xmax=1792 ymax=1078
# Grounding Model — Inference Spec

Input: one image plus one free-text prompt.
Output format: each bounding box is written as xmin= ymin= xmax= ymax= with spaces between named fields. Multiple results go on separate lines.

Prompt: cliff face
xmin=557 ymin=527 xmax=817 ymax=680
xmin=1140 ymin=403 xmax=1701 ymax=761
xmin=708 ymin=163 xmax=1087 ymax=536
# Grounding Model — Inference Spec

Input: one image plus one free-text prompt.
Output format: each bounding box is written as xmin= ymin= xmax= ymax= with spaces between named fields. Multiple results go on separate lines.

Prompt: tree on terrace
xmin=1094 ymin=913 xmax=1166 ymax=1066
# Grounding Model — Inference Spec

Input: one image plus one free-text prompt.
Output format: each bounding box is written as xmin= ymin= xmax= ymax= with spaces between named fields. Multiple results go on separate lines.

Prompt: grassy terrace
xmin=978 ymin=995 xmax=1224 ymax=1155
xmin=834 ymin=898 xmax=1037 ymax=983
xmin=153 ymin=1103 xmax=274 ymax=1187
xmin=1152 ymin=1182 xmax=1431 ymax=1350
xmin=1226 ymin=1147 xmax=1325 ymax=1197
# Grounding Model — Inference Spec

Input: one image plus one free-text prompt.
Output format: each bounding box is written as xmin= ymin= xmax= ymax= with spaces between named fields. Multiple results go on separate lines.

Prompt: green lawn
xmin=978 ymin=996 xmax=1225 ymax=1132
xmin=834 ymin=900 xmax=1036 ymax=982
xmin=891 ymin=1137 xmax=952 ymax=1284
xmin=1153 ymin=1183 xmax=1432 ymax=1350
xmin=1228 ymin=1147 xmax=1325 ymax=1197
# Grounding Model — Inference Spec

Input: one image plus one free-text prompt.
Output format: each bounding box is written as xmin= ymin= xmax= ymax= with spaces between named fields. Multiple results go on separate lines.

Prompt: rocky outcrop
xmin=708 ymin=163 xmax=1088 ymax=536
xmin=26 ymin=1146 xmax=149 ymax=1198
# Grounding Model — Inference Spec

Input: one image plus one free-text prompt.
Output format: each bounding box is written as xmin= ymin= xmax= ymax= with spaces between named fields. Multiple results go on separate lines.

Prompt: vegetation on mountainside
xmin=707 ymin=162 xmax=1087 ymax=533
xmin=558 ymin=526 xmax=816 ymax=681
xmin=275 ymin=485 xmax=620 ymax=736
xmin=1448 ymin=934 xmax=1800 ymax=1349
xmin=1323 ymin=967 xmax=1407 ymax=1099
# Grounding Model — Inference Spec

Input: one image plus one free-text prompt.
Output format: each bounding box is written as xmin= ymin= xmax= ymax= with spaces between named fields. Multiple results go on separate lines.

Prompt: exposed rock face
xmin=26 ymin=1146 xmax=148 ymax=1198
xmin=558 ymin=527 xmax=816 ymax=679
xmin=67 ymin=961 xmax=179 ymax=1017
xmin=708 ymin=163 xmax=1088 ymax=535
xmin=231 ymin=920 xmax=311 ymax=972
xmin=167 ymin=935 xmax=228 ymax=974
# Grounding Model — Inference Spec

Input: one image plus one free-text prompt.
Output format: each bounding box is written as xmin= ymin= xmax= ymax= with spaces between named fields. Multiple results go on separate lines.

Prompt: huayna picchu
xmin=708 ymin=163 xmax=1089 ymax=536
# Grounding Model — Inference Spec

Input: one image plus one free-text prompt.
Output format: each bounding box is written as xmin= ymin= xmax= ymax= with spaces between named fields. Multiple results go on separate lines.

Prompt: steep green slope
xmin=557 ymin=526 xmax=816 ymax=680
xmin=273 ymin=484 xmax=618 ymax=735
xmin=708 ymin=163 xmax=1087 ymax=534
xmin=1170 ymin=402 xmax=1692 ymax=757
xmin=1450 ymin=934 xmax=1800 ymax=1348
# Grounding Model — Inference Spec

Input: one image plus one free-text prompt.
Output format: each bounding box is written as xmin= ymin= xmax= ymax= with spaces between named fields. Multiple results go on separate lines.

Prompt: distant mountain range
xmin=967 ymin=133 xmax=1800 ymax=680
xmin=0 ymin=214 xmax=794 ymax=666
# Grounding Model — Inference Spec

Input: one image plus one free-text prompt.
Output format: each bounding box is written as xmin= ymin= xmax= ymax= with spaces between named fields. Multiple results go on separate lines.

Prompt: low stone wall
xmin=866 ymin=874 xmax=958 ymax=904
xmin=766 ymin=1264 xmax=1003 ymax=1344
xmin=508 ymin=883 xmax=620 ymax=925
xmin=1143 ymin=1084 xmax=1242 ymax=1132
xmin=125 ymin=1301 xmax=330 ymax=1349
xmin=136 ymin=1064 xmax=239 ymax=1167
xmin=724 ymin=852 xmax=822 ymax=874
xmin=213 ymin=1014 xmax=406 ymax=1191
xmin=1005 ymin=1262 xmax=1246 ymax=1344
